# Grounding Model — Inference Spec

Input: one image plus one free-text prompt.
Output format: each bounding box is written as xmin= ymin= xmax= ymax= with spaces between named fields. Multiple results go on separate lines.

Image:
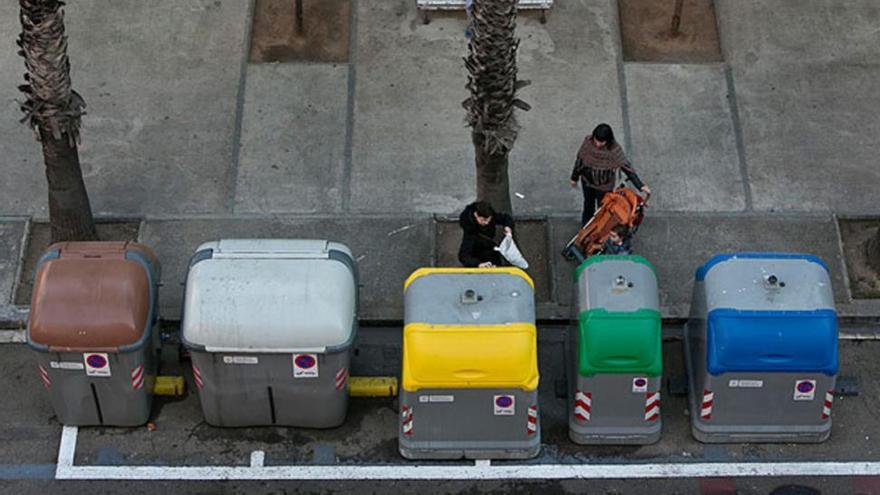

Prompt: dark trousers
xmin=581 ymin=182 xmax=607 ymax=226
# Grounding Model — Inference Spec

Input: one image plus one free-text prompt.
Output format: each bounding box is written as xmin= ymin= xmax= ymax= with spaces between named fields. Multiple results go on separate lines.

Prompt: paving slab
xmin=234 ymin=63 xmax=349 ymax=214
xmin=0 ymin=3 xmax=49 ymax=218
xmin=625 ymin=64 xmax=745 ymax=212
xmin=715 ymin=0 xmax=880 ymax=214
xmin=0 ymin=220 xmax=26 ymax=309
xmin=350 ymin=0 xmax=473 ymax=214
xmin=140 ymin=216 xmax=432 ymax=320
xmin=350 ymin=0 xmax=624 ymax=215
xmin=550 ymin=213 xmax=849 ymax=319
xmin=507 ymin=0 xmax=625 ymax=215
xmin=0 ymin=0 xmax=251 ymax=217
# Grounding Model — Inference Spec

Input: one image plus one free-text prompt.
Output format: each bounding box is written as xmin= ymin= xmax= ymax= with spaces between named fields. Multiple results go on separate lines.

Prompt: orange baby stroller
xmin=561 ymin=187 xmax=647 ymax=263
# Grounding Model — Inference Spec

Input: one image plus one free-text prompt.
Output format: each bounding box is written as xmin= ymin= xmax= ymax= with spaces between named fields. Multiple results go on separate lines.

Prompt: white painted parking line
xmin=54 ymin=427 xmax=880 ymax=481
xmin=56 ymin=426 xmax=77 ymax=470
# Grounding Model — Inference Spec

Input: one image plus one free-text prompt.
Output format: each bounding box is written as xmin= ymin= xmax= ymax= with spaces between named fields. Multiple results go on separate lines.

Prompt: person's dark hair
xmin=611 ymin=224 xmax=630 ymax=237
xmin=591 ymin=123 xmax=616 ymax=148
xmin=473 ymin=201 xmax=494 ymax=219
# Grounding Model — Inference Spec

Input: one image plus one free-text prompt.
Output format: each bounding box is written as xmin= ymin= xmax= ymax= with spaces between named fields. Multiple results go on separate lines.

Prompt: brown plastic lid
xmin=28 ymin=241 xmax=155 ymax=352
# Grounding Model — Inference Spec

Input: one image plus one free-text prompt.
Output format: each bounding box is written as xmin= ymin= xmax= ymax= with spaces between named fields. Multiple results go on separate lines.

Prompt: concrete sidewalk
xmin=0 ymin=0 xmax=879 ymax=327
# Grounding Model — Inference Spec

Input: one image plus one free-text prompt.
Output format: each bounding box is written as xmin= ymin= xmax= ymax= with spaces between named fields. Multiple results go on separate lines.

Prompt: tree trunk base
xmin=867 ymin=229 xmax=880 ymax=273
xmin=41 ymin=132 xmax=98 ymax=243
xmin=473 ymin=132 xmax=513 ymax=215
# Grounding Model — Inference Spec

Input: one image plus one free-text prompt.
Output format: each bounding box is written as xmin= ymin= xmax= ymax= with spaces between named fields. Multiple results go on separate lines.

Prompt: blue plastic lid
xmin=696 ymin=253 xmax=829 ymax=282
xmin=706 ymin=308 xmax=838 ymax=376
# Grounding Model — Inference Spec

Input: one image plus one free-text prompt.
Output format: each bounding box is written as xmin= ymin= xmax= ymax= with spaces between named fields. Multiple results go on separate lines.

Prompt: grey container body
xmin=191 ymin=350 xmax=350 ymax=428
xmin=685 ymin=256 xmax=836 ymax=443
xmin=34 ymin=346 xmax=158 ymax=426
xmin=29 ymin=250 xmax=160 ymax=427
xmin=568 ymin=373 xmax=662 ymax=445
xmin=569 ymin=258 xmax=661 ymax=445
xmin=398 ymin=388 xmax=540 ymax=460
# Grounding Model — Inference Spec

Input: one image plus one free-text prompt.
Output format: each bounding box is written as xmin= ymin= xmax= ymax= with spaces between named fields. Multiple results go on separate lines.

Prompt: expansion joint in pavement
xmin=225 ymin=0 xmax=257 ymax=214
xmin=341 ymin=0 xmax=360 ymax=213
xmin=723 ymin=63 xmax=753 ymax=211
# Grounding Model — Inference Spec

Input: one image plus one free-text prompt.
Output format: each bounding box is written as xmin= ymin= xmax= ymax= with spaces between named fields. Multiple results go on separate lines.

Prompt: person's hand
xmin=569 ymin=179 xmax=578 ymax=188
xmin=478 ymin=261 xmax=494 ymax=268
xmin=504 ymin=226 xmax=513 ymax=236
xmin=641 ymin=185 xmax=652 ymax=198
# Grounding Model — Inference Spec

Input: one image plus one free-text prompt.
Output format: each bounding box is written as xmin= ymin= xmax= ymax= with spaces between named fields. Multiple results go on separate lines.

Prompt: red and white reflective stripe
xmin=822 ymin=390 xmax=834 ymax=419
xmin=130 ymin=364 xmax=145 ymax=390
xmin=401 ymin=405 xmax=413 ymax=436
xmin=192 ymin=365 xmax=204 ymax=389
xmin=574 ymin=390 xmax=591 ymax=422
xmin=644 ymin=392 xmax=660 ymax=421
xmin=527 ymin=405 xmax=538 ymax=435
xmin=38 ymin=365 xmax=51 ymax=389
xmin=701 ymin=389 xmax=713 ymax=420
xmin=335 ymin=368 xmax=348 ymax=391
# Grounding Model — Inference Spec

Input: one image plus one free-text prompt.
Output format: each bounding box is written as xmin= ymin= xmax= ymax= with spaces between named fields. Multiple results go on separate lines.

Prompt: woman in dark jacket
xmin=570 ymin=123 xmax=651 ymax=226
xmin=458 ymin=201 xmax=514 ymax=268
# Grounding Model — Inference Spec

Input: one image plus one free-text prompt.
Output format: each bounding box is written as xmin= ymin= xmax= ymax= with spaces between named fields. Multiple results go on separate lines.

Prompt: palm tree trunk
xmin=868 ymin=228 xmax=880 ymax=273
xmin=472 ymin=131 xmax=511 ymax=214
xmin=463 ymin=0 xmax=530 ymax=216
xmin=41 ymin=131 xmax=98 ymax=242
xmin=18 ymin=0 xmax=97 ymax=242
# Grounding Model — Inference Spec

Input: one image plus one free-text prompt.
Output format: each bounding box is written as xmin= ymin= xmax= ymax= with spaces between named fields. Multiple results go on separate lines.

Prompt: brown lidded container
xmin=26 ymin=241 xmax=161 ymax=426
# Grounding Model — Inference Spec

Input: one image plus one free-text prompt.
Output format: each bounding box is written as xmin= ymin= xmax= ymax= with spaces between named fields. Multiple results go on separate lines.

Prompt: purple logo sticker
xmin=495 ymin=396 xmax=513 ymax=408
xmin=294 ymin=355 xmax=316 ymax=369
xmin=86 ymin=354 xmax=107 ymax=369
xmin=634 ymin=378 xmax=647 ymax=387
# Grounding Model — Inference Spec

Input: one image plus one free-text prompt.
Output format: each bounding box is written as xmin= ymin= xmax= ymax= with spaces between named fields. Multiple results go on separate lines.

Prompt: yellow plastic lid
xmin=402 ymin=322 xmax=539 ymax=392
xmin=404 ymin=267 xmax=534 ymax=291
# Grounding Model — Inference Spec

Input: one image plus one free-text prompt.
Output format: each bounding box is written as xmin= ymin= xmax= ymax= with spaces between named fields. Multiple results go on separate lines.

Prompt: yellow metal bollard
xmin=349 ymin=376 xmax=398 ymax=397
xmin=153 ymin=376 xmax=186 ymax=397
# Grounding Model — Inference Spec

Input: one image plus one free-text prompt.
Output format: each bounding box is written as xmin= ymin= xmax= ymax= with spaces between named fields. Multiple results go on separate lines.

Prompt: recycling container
xmin=685 ymin=253 xmax=839 ymax=443
xmin=181 ymin=239 xmax=357 ymax=428
xmin=27 ymin=241 xmax=161 ymax=426
xmin=568 ymin=255 xmax=662 ymax=445
xmin=399 ymin=268 xmax=540 ymax=460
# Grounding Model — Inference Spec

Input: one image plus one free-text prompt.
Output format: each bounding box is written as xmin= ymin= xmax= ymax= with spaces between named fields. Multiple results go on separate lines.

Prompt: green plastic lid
xmin=577 ymin=308 xmax=662 ymax=377
xmin=574 ymin=254 xmax=656 ymax=282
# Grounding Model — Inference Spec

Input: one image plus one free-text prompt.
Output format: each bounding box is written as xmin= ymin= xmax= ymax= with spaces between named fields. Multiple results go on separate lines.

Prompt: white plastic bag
xmin=495 ymin=233 xmax=529 ymax=269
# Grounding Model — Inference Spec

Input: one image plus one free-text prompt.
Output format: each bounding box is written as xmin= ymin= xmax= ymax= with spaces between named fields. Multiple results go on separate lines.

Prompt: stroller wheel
xmin=561 ymin=244 xmax=575 ymax=261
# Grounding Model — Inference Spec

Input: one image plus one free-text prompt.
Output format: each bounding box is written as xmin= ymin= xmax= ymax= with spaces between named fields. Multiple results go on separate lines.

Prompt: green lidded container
xmin=569 ymin=255 xmax=663 ymax=445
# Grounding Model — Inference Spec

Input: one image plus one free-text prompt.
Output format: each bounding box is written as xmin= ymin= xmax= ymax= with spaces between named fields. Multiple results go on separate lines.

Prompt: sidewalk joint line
xmin=225 ymin=0 xmax=256 ymax=214
xmin=341 ymin=0 xmax=360 ymax=212
xmin=723 ymin=63 xmax=753 ymax=211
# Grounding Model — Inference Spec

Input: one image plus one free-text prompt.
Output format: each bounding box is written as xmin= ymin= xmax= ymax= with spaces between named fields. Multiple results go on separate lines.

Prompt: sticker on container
xmin=793 ymin=379 xmax=816 ymax=401
xmin=223 ymin=356 xmax=259 ymax=365
xmin=632 ymin=376 xmax=648 ymax=393
xmin=49 ymin=361 xmax=85 ymax=370
xmin=493 ymin=394 xmax=516 ymax=416
xmin=293 ymin=353 xmax=319 ymax=378
xmin=419 ymin=395 xmax=455 ymax=403
xmin=729 ymin=379 xmax=764 ymax=388
xmin=83 ymin=353 xmax=111 ymax=377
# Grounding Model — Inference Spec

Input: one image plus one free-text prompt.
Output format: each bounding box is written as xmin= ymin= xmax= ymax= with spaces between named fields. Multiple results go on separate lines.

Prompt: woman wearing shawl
xmin=569 ymin=123 xmax=652 ymax=226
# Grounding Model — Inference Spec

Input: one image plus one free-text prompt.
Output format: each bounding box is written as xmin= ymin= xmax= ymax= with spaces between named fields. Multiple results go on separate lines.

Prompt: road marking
xmin=54 ymin=427 xmax=880 ymax=481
